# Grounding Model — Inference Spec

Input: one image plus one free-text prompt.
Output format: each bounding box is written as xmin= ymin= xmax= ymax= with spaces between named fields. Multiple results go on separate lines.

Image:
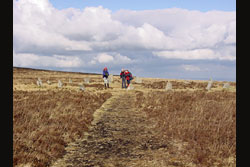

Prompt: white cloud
xmin=153 ymin=48 xmax=235 ymax=61
xmin=90 ymin=53 xmax=133 ymax=64
xmin=181 ymin=65 xmax=201 ymax=71
xmin=90 ymin=53 xmax=114 ymax=64
xmin=13 ymin=0 xmax=92 ymax=53
xmin=13 ymin=0 xmax=236 ymax=80
xmin=153 ymin=49 xmax=216 ymax=60
xmin=14 ymin=0 xmax=236 ymax=55
xmin=13 ymin=51 xmax=83 ymax=68
xmin=112 ymin=8 xmax=236 ymax=50
xmin=113 ymin=53 xmax=133 ymax=64
xmin=223 ymin=20 xmax=236 ymax=44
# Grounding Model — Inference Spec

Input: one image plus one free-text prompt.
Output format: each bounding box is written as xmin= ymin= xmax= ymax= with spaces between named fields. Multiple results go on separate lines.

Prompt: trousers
xmin=121 ymin=77 xmax=126 ymax=88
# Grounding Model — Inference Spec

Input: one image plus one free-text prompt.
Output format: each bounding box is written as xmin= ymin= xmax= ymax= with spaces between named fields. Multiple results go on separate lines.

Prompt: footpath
xmin=51 ymin=91 xmax=174 ymax=167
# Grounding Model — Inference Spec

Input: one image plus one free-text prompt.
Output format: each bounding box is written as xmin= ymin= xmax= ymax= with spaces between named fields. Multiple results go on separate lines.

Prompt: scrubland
xmin=135 ymin=90 xmax=236 ymax=166
xmin=13 ymin=67 xmax=236 ymax=167
xmin=13 ymin=68 xmax=112 ymax=166
xmin=13 ymin=89 xmax=112 ymax=166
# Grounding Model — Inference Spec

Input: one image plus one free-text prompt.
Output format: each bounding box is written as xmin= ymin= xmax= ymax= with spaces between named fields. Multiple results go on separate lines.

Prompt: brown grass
xmin=13 ymin=90 xmax=112 ymax=167
xmin=13 ymin=67 xmax=236 ymax=167
xmin=135 ymin=90 xmax=236 ymax=166
xmin=141 ymin=80 xmax=235 ymax=91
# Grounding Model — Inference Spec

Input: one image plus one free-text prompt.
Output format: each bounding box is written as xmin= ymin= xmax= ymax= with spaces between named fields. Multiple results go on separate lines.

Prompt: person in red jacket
xmin=124 ymin=70 xmax=133 ymax=87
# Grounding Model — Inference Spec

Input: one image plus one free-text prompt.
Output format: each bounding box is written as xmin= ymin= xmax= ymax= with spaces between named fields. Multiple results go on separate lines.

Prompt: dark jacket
xmin=120 ymin=71 xmax=125 ymax=78
xmin=103 ymin=70 xmax=109 ymax=78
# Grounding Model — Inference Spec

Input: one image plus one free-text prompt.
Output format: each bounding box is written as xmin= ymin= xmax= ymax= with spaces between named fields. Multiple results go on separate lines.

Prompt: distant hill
xmin=13 ymin=66 xmax=118 ymax=76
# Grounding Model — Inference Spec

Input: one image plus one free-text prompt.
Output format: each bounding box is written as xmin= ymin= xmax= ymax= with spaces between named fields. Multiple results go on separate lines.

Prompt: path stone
xmin=165 ymin=81 xmax=172 ymax=91
xmin=79 ymin=85 xmax=85 ymax=91
xmin=223 ymin=83 xmax=230 ymax=89
xmin=84 ymin=78 xmax=90 ymax=84
xmin=206 ymin=79 xmax=213 ymax=90
xmin=47 ymin=80 xmax=51 ymax=85
xmin=37 ymin=78 xmax=42 ymax=87
xmin=135 ymin=77 xmax=142 ymax=84
xmin=36 ymin=80 xmax=42 ymax=87
xmin=58 ymin=80 xmax=63 ymax=88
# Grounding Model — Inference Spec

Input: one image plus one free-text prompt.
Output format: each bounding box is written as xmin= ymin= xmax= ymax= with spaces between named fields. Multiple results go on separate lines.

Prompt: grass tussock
xmin=13 ymin=90 xmax=112 ymax=167
xmin=135 ymin=90 xmax=236 ymax=166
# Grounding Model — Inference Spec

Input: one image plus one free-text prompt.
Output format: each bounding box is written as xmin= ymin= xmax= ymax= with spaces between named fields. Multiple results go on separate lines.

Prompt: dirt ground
xmin=13 ymin=67 xmax=236 ymax=167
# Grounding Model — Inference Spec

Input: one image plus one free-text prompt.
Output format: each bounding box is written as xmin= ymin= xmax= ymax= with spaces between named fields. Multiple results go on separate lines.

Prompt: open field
xmin=13 ymin=67 xmax=236 ymax=167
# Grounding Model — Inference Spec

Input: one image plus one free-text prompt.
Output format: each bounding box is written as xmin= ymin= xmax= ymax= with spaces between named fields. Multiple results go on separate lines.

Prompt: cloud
xmin=13 ymin=0 xmax=236 ymax=81
xmin=112 ymin=8 xmax=236 ymax=50
xmin=13 ymin=51 xmax=83 ymax=68
xmin=90 ymin=52 xmax=133 ymax=64
xmin=13 ymin=0 xmax=92 ymax=54
xmin=181 ymin=65 xmax=201 ymax=71
xmin=152 ymin=48 xmax=235 ymax=61
xmin=114 ymin=53 xmax=133 ymax=64
xmin=14 ymin=0 xmax=235 ymax=54
xmin=90 ymin=53 xmax=114 ymax=64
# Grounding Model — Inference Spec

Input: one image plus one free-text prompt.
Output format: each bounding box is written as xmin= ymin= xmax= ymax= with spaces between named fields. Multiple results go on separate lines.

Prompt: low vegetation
xmin=13 ymin=90 xmax=111 ymax=166
xmin=13 ymin=67 xmax=236 ymax=167
xmin=135 ymin=90 xmax=236 ymax=166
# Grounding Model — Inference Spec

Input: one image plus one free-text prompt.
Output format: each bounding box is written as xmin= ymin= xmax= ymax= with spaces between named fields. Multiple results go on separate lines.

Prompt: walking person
xmin=103 ymin=67 xmax=109 ymax=89
xmin=120 ymin=69 xmax=126 ymax=88
xmin=124 ymin=70 xmax=133 ymax=87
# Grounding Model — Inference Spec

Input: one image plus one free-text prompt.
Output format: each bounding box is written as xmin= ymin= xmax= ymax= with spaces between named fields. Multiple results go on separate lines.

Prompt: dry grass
xmin=13 ymin=67 xmax=236 ymax=167
xmin=135 ymin=90 xmax=236 ymax=166
xmin=141 ymin=79 xmax=235 ymax=91
xmin=13 ymin=89 xmax=111 ymax=167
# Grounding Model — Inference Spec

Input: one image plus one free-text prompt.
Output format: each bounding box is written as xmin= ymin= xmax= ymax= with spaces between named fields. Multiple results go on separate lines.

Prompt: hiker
xmin=124 ymin=70 xmax=133 ymax=87
xmin=103 ymin=67 xmax=109 ymax=88
xmin=120 ymin=69 xmax=126 ymax=88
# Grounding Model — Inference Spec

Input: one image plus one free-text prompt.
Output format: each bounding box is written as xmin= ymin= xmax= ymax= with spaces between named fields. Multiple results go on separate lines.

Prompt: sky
xmin=49 ymin=0 xmax=236 ymax=12
xmin=13 ymin=0 xmax=236 ymax=81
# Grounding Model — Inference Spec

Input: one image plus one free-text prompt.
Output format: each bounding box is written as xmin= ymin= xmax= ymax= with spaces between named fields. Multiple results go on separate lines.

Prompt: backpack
xmin=129 ymin=72 xmax=133 ymax=80
xmin=103 ymin=70 xmax=109 ymax=77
